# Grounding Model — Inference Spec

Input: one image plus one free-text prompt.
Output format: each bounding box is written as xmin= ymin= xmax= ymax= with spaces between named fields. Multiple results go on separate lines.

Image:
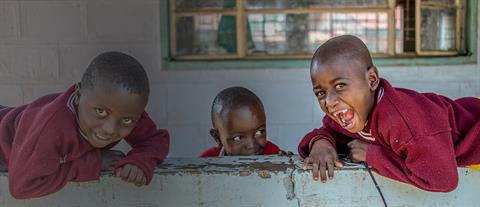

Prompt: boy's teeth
xmin=334 ymin=109 xmax=349 ymax=127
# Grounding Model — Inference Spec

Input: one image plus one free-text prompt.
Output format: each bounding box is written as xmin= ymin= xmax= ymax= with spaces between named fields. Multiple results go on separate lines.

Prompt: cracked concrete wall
xmin=2 ymin=156 xmax=480 ymax=207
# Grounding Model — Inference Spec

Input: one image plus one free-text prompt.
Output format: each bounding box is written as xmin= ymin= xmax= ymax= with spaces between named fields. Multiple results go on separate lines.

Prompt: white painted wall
xmin=2 ymin=156 xmax=480 ymax=207
xmin=0 ymin=0 xmax=479 ymax=157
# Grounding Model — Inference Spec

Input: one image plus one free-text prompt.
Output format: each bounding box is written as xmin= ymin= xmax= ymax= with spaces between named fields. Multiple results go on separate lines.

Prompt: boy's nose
xmin=245 ymin=137 xmax=256 ymax=149
xmin=101 ymin=119 xmax=118 ymax=137
xmin=325 ymin=92 xmax=339 ymax=108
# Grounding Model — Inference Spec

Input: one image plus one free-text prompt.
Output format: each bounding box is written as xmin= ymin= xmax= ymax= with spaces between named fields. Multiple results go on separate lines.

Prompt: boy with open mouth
xmin=298 ymin=35 xmax=480 ymax=192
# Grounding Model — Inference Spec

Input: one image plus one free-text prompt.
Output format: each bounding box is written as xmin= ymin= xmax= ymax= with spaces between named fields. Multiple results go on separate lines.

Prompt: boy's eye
xmin=95 ymin=108 xmax=108 ymax=117
xmin=122 ymin=118 xmax=134 ymax=125
xmin=232 ymin=136 xmax=241 ymax=141
xmin=315 ymin=91 xmax=326 ymax=98
xmin=335 ymin=83 xmax=346 ymax=90
xmin=255 ymin=130 xmax=264 ymax=136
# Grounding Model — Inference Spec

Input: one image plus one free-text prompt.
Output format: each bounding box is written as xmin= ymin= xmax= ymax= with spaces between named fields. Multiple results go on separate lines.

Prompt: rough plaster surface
xmin=1 ymin=156 xmax=479 ymax=207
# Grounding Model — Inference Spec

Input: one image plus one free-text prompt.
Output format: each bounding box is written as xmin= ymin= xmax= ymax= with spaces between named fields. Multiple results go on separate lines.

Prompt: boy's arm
xmin=113 ymin=112 xmax=170 ymax=184
xmin=298 ymin=117 xmax=351 ymax=158
xmin=298 ymin=128 xmax=336 ymax=158
xmin=8 ymin=138 xmax=101 ymax=199
xmin=366 ymin=131 xmax=458 ymax=192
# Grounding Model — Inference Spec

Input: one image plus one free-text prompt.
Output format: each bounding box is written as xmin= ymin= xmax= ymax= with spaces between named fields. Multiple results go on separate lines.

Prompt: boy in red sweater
xmin=200 ymin=87 xmax=288 ymax=157
xmin=0 ymin=52 xmax=169 ymax=199
xmin=298 ymin=35 xmax=480 ymax=192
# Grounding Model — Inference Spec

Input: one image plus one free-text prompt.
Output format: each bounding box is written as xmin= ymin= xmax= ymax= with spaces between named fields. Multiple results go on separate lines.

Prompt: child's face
xmin=76 ymin=83 xmax=147 ymax=148
xmin=311 ymin=59 xmax=378 ymax=133
xmin=212 ymin=104 xmax=267 ymax=156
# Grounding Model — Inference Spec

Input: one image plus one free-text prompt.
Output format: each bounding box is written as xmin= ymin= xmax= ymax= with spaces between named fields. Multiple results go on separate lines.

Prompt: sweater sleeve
xmin=199 ymin=147 xmax=221 ymax=158
xmin=298 ymin=116 xmax=352 ymax=158
xmin=113 ymin=112 xmax=170 ymax=184
xmin=8 ymin=135 xmax=101 ymax=199
xmin=262 ymin=141 xmax=281 ymax=155
xmin=366 ymin=131 xmax=458 ymax=192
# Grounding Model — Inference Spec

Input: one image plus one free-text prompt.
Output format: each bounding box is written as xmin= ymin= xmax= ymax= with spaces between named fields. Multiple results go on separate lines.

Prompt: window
xmin=415 ymin=0 xmax=465 ymax=55
xmin=167 ymin=0 xmax=468 ymax=61
xmin=161 ymin=0 xmax=476 ymax=69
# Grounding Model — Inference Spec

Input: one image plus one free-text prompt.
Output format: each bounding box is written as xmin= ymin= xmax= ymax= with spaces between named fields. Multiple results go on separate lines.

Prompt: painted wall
xmin=2 ymin=156 xmax=480 ymax=207
xmin=0 ymin=0 xmax=479 ymax=157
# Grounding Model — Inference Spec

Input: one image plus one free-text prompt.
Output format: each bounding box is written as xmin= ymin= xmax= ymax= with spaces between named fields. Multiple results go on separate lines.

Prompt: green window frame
xmin=160 ymin=0 xmax=477 ymax=70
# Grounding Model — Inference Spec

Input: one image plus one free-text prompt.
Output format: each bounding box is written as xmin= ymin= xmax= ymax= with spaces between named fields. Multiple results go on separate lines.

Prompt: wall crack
xmin=283 ymin=156 xmax=301 ymax=207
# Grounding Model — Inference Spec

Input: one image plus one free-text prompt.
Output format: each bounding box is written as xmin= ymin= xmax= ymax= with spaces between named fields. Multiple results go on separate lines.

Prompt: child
xmin=0 ymin=52 xmax=169 ymax=199
xmin=298 ymin=35 xmax=480 ymax=192
xmin=200 ymin=87 xmax=287 ymax=157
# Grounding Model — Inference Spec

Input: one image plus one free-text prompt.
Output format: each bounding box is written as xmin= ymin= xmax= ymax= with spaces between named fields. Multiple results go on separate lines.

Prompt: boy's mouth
xmin=90 ymin=132 xmax=114 ymax=146
xmin=331 ymin=108 xmax=355 ymax=129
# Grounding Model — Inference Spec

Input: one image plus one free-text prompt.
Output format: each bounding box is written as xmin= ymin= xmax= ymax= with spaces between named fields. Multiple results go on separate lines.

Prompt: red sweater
xmin=298 ymin=79 xmax=480 ymax=192
xmin=0 ymin=85 xmax=169 ymax=199
xmin=200 ymin=141 xmax=281 ymax=157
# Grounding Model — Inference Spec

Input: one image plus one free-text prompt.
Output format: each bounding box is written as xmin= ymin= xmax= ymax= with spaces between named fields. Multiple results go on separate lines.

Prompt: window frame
xmin=160 ymin=0 xmax=477 ymax=70
xmin=415 ymin=0 xmax=465 ymax=55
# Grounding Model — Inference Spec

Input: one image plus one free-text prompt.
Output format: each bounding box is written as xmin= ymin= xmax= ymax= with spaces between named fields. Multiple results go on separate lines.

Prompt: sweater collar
xmin=358 ymin=80 xmax=385 ymax=140
xmin=66 ymin=89 xmax=89 ymax=141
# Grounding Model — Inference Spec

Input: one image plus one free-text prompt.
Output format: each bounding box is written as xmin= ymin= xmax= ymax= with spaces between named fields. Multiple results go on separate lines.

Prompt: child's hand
xmin=115 ymin=164 xmax=147 ymax=187
xmin=101 ymin=149 xmax=125 ymax=171
xmin=347 ymin=140 xmax=368 ymax=162
xmin=278 ymin=150 xmax=294 ymax=156
xmin=302 ymin=139 xmax=343 ymax=183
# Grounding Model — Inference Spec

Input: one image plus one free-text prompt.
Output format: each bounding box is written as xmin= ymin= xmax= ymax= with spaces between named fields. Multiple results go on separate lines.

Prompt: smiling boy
xmin=0 ymin=51 xmax=169 ymax=199
xmin=299 ymin=35 xmax=480 ymax=192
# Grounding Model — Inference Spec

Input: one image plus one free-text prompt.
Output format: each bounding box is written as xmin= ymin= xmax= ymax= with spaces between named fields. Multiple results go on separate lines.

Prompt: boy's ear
xmin=209 ymin=128 xmax=221 ymax=146
xmin=367 ymin=66 xmax=379 ymax=90
xmin=74 ymin=83 xmax=82 ymax=104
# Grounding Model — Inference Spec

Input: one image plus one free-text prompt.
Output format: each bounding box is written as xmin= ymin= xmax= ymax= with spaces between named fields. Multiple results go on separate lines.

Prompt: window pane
xmin=398 ymin=0 xmax=416 ymax=53
xmin=420 ymin=8 xmax=456 ymax=51
xmin=175 ymin=0 xmax=235 ymax=10
xmin=422 ymin=0 xmax=455 ymax=4
xmin=395 ymin=5 xmax=404 ymax=53
xmin=246 ymin=0 xmax=387 ymax=9
xmin=176 ymin=15 xmax=237 ymax=56
xmin=248 ymin=12 xmax=388 ymax=55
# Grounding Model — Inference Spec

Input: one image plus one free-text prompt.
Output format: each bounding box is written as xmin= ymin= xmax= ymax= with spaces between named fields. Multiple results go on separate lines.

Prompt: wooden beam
xmin=174 ymin=11 xmax=237 ymax=16
xmin=387 ymin=0 xmax=396 ymax=55
xmin=245 ymin=7 xmax=389 ymax=14
xmin=455 ymin=0 xmax=463 ymax=52
xmin=237 ymin=0 xmax=247 ymax=57
xmin=173 ymin=54 xmax=241 ymax=60
xmin=169 ymin=0 xmax=177 ymax=57
xmin=421 ymin=2 xmax=458 ymax=9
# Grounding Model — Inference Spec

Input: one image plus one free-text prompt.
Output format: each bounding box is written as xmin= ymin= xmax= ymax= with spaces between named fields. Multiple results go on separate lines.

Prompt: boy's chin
xmin=86 ymin=137 xmax=110 ymax=148
xmin=338 ymin=120 xmax=364 ymax=134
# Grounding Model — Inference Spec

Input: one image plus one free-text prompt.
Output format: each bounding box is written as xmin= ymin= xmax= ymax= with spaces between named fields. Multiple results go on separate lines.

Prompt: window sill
xmin=162 ymin=54 xmax=477 ymax=70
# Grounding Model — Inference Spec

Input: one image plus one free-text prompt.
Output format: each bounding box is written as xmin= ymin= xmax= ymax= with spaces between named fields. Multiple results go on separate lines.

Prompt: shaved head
xmin=311 ymin=35 xmax=373 ymax=73
xmin=80 ymin=51 xmax=150 ymax=100
xmin=211 ymin=87 xmax=264 ymax=126
xmin=309 ymin=35 xmax=380 ymax=134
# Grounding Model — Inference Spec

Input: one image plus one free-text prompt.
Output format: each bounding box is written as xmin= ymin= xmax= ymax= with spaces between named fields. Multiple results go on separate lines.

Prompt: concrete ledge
xmin=1 ymin=156 xmax=479 ymax=207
